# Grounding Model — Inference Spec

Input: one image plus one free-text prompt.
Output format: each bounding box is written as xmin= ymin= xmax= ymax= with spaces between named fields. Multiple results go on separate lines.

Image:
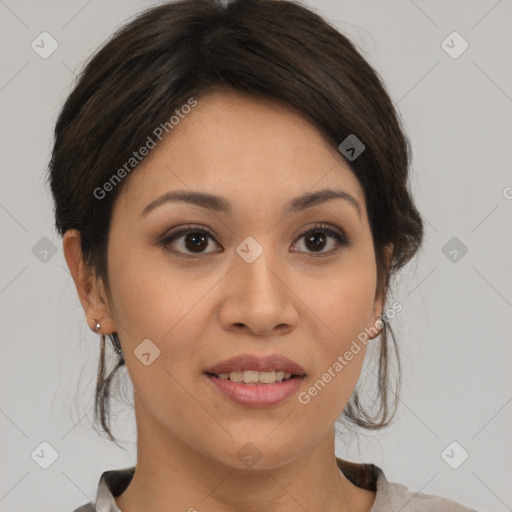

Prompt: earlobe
xmin=62 ymin=229 xmax=116 ymax=334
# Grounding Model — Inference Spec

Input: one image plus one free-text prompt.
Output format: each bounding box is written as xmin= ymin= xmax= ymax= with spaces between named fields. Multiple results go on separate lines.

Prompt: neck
xmin=115 ymin=394 xmax=373 ymax=512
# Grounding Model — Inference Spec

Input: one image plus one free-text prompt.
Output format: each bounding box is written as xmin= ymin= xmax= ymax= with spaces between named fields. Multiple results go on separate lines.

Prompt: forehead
xmin=118 ymin=90 xmax=366 ymax=218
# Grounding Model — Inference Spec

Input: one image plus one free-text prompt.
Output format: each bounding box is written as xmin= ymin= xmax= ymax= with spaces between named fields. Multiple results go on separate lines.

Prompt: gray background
xmin=1 ymin=0 xmax=511 ymax=511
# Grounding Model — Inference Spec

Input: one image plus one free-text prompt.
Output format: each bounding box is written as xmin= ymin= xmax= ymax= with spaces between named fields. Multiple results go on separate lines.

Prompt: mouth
xmin=203 ymin=353 xmax=306 ymax=407
xmin=205 ymin=369 xmax=300 ymax=384
xmin=204 ymin=353 xmax=306 ymax=380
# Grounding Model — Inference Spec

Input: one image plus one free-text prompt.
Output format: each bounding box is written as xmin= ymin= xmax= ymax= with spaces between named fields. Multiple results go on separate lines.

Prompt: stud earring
xmin=95 ymin=321 xmax=101 ymax=331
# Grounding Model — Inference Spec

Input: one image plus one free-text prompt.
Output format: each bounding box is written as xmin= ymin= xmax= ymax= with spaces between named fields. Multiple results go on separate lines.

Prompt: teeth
xmin=216 ymin=371 xmax=293 ymax=383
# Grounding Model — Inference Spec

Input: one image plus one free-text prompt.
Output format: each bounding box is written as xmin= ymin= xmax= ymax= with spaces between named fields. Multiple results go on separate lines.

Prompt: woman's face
xmin=97 ymin=90 xmax=384 ymax=468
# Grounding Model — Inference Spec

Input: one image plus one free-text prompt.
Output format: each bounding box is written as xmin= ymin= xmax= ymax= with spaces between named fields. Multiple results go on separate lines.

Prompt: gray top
xmin=73 ymin=458 xmax=477 ymax=511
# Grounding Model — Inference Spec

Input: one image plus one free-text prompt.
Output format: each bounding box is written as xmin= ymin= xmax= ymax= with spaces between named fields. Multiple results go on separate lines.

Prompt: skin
xmin=64 ymin=90 xmax=390 ymax=512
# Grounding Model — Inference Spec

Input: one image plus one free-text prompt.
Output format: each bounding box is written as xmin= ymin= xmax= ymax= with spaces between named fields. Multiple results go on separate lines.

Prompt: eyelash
xmin=159 ymin=223 xmax=351 ymax=259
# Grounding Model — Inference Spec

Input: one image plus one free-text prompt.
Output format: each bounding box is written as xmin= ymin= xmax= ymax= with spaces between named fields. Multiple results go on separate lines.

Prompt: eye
xmin=159 ymin=222 xmax=350 ymax=258
xmin=292 ymin=223 xmax=350 ymax=257
xmin=160 ymin=224 xmax=220 ymax=257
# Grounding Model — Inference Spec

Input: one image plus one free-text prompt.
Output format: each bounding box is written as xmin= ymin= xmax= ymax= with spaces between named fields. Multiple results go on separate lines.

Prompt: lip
xmin=204 ymin=353 xmax=306 ymax=376
xmin=205 ymin=374 xmax=305 ymax=407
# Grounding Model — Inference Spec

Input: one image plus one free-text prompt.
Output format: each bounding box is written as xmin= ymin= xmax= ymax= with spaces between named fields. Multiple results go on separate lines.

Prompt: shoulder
xmin=381 ymin=479 xmax=477 ymax=511
xmin=335 ymin=457 xmax=477 ymax=512
xmin=70 ymin=466 xmax=135 ymax=512
xmin=373 ymin=468 xmax=479 ymax=512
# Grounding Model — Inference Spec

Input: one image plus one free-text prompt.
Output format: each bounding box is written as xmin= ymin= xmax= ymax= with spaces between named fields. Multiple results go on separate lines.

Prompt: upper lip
xmin=205 ymin=353 xmax=306 ymax=376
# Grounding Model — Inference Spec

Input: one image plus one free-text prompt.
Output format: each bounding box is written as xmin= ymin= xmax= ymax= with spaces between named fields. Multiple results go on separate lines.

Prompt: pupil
xmin=185 ymin=233 xmax=208 ymax=252
xmin=306 ymin=232 xmax=326 ymax=251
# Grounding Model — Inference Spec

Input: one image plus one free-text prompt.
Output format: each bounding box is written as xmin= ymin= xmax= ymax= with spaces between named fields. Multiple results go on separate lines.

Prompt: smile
xmin=214 ymin=370 xmax=295 ymax=384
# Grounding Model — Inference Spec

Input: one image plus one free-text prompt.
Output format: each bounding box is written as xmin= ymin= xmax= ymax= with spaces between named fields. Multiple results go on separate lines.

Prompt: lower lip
xmin=205 ymin=374 xmax=304 ymax=407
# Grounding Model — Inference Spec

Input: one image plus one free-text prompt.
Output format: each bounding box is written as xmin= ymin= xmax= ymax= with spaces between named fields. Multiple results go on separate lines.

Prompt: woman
xmin=48 ymin=0 xmax=477 ymax=510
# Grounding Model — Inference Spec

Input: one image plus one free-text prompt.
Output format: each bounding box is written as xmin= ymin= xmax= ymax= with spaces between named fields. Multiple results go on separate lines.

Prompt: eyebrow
xmin=141 ymin=187 xmax=361 ymax=219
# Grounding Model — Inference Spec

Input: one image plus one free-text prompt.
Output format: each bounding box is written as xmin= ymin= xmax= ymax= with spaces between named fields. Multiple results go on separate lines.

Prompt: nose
xmin=218 ymin=248 xmax=299 ymax=337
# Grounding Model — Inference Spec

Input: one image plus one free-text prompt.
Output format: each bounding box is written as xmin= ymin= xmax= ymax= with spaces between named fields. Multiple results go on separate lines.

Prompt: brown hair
xmin=48 ymin=0 xmax=423 ymax=443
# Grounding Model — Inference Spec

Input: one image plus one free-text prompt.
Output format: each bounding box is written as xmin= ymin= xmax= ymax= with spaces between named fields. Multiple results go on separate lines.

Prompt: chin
xmin=208 ymin=433 xmax=306 ymax=471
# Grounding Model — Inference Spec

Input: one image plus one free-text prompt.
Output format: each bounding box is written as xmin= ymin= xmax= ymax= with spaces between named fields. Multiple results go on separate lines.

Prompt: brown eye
xmin=160 ymin=225 xmax=220 ymax=256
xmin=293 ymin=224 xmax=350 ymax=256
xmin=160 ymin=223 xmax=350 ymax=258
xmin=183 ymin=232 xmax=209 ymax=252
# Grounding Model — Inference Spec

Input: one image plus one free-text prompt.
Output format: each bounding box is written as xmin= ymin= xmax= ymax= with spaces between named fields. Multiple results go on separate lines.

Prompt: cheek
xmin=292 ymin=260 xmax=376 ymax=411
xmin=297 ymin=257 xmax=377 ymax=348
xmin=108 ymin=253 xmax=204 ymax=345
xmin=106 ymin=247 xmax=222 ymax=396
xmin=106 ymin=253 xmax=207 ymax=414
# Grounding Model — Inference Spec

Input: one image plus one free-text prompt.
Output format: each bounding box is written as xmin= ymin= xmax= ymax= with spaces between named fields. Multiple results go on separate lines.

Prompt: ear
xmin=369 ymin=243 xmax=394 ymax=338
xmin=62 ymin=229 xmax=117 ymax=334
